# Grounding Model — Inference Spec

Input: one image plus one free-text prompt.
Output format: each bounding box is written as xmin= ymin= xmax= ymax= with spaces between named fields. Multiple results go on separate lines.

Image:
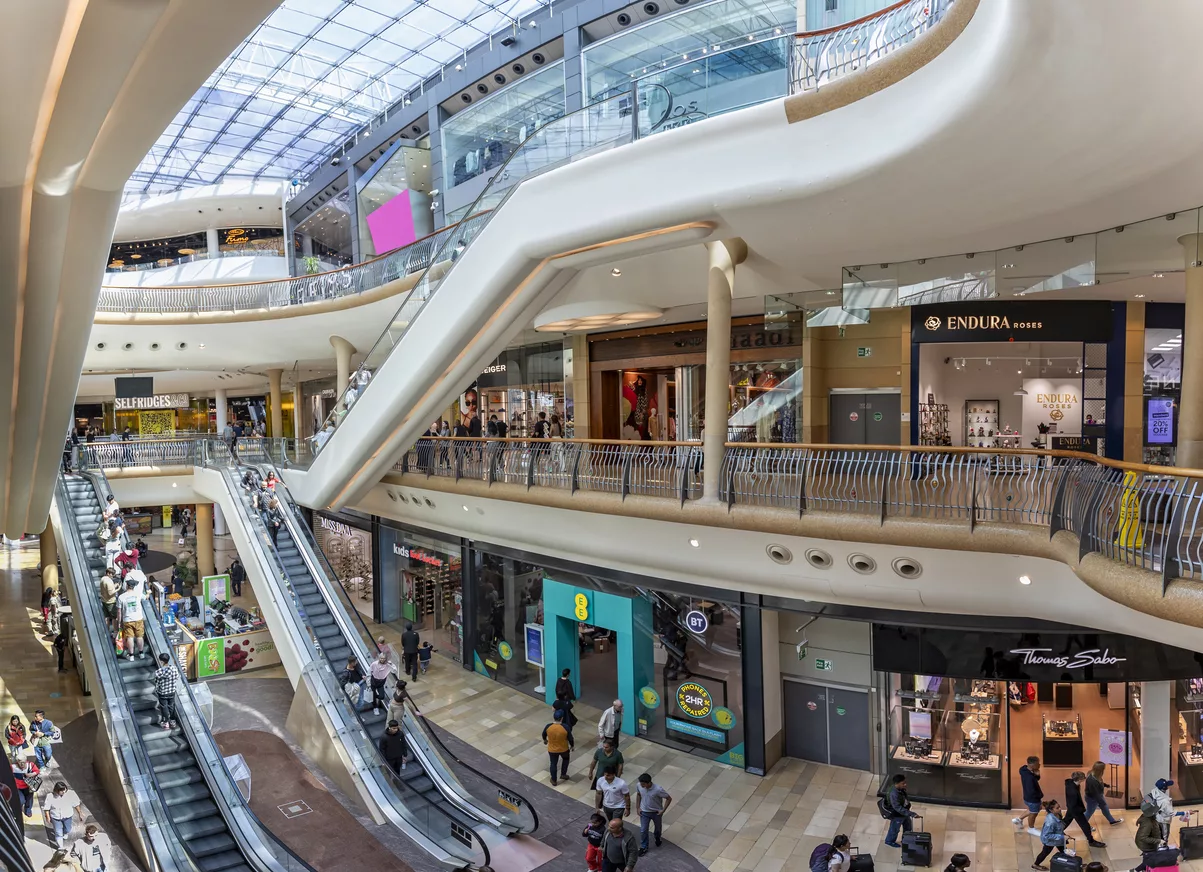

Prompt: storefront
xmin=911 ymin=300 xmax=1123 ymax=458
xmin=376 ymin=522 xmax=465 ymax=663
xmin=874 ymin=623 xmax=1203 ymax=809
xmin=313 ymin=511 xmax=374 ymax=623
xmin=474 ymin=342 xmax=570 ymax=438
xmin=587 ymin=316 xmax=803 ymax=443
xmin=464 ymin=544 xmax=750 ymax=768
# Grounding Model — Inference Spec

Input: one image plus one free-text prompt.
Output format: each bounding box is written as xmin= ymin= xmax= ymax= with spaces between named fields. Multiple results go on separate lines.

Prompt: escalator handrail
xmin=200 ymin=452 xmax=491 ymax=868
xmin=256 ymin=456 xmax=539 ymax=835
xmin=53 ymin=474 xmax=202 ymax=872
xmin=84 ymin=471 xmax=315 ymax=872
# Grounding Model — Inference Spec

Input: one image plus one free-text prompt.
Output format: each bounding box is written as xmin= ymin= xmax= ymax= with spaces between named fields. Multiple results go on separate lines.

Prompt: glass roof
xmin=126 ymin=0 xmax=548 ymax=196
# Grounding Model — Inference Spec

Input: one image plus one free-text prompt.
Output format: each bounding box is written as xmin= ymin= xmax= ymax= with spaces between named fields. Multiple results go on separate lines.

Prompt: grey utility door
xmin=783 ymin=681 xmax=830 ymax=764
xmin=829 ymin=393 xmax=901 ymax=445
xmin=825 ymin=686 xmax=871 ymax=771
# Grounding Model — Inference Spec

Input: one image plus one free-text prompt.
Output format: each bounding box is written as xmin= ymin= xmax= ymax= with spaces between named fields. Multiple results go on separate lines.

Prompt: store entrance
xmin=568 ymin=617 xmax=619 ymax=715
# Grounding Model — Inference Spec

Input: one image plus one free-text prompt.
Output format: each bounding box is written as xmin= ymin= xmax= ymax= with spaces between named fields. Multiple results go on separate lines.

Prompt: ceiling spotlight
xmin=960 ymin=359 xmax=966 ymax=368
xmin=688 ymin=538 xmax=700 ymax=548
xmin=1017 ymin=369 xmax=1022 ymax=374
xmin=985 ymin=358 xmax=991 ymax=366
xmin=1154 ymin=272 xmax=1165 ymax=278
xmin=1019 ymin=575 xmax=1032 ymax=586
xmin=611 ymin=267 xmax=622 ymax=277
xmin=1135 ymin=294 xmax=1145 ymax=298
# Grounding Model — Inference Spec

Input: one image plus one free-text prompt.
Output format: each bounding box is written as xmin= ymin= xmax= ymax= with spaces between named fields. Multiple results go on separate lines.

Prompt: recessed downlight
xmin=688 ymin=538 xmax=699 ymax=548
xmin=766 ymin=544 xmax=793 ymax=565
xmin=804 ymin=548 xmax=833 ymax=569
xmin=848 ymin=553 xmax=877 ymax=575
xmin=1019 ymin=575 xmax=1032 ymax=585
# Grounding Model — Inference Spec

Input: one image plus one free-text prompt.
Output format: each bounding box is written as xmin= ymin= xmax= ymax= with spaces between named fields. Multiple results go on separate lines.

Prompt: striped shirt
xmin=153 ymin=663 xmax=179 ymax=697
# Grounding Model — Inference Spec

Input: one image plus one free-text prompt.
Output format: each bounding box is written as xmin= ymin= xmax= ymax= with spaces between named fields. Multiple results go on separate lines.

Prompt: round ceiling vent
xmin=493 ymin=73 xmax=506 ymax=85
xmin=411 ymin=125 xmax=422 ymax=135
xmin=398 ymin=493 xmax=409 ymax=503
xmin=848 ymin=553 xmax=877 ymax=575
xmin=643 ymin=2 xmax=660 ymax=14
xmin=512 ymin=62 xmax=526 ymax=75
xmin=476 ymin=83 xmax=489 ymax=94
xmin=616 ymin=13 xmax=632 ymax=26
xmin=532 ymin=52 xmax=546 ymax=65
xmin=460 ymin=93 xmax=472 ymax=104
xmin=804 ymin=548 xmax=832 ymax=569
xmin=176 ymin=342 xmax=187 ymax=350
xmin=95 ymin=342 xmax=106 ymax=350
xmin=766 ymin=544 xmax=793 ymax=565
xmin=892 ymin=557 xmax=923 ymax=579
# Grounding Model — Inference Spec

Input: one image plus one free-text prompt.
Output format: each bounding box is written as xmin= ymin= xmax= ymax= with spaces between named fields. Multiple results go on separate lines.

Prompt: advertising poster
xmin=196 ymin=638 xmax=226 ymax=678
xmin=524 ymin=623 xmax=544 ymax=668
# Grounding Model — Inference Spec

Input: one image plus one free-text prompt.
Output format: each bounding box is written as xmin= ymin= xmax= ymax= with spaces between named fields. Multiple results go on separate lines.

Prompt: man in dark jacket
xmin=379 ymin=720 xmax=408 ymax=774
xmin=601 ymin=817 xmax=639 ymax=872
xmin=1015 ymin=756 xmax=1043 ymax=831
xmin=1065 ymin=772 xmax=1106 ymax=847
xmin=884 ymin=774 xmax=917 ymax=848
xmin=228 ymin=558 xmax=246 ymax=597
xmin=401 ymin=623 xmax=420 ymax=681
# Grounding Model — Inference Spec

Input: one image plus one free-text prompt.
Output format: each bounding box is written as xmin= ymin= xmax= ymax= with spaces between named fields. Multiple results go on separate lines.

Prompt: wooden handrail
xmin=795 ymin=0 xmax=914 ymax=40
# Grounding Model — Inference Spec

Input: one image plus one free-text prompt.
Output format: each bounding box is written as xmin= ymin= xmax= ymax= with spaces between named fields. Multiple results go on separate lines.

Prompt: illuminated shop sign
xmin=224 ymin=228 xmax=250 ymax=245
xmin=114 ymin=393 xmax=190 ymax=410
xmin=393 ymin=542 xmax=445 ymax=567
xmin=912 ymin=301 xmax=1112 ymax=343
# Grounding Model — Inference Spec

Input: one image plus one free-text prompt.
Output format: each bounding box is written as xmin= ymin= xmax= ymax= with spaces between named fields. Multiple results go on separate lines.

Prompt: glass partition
xmin=357 ymin=144 xmax=435 ymax=259
xmin=442 ymin=60 xmax=566 ymax=191
xmin=582 ymin=0 xmax=795 ymax=103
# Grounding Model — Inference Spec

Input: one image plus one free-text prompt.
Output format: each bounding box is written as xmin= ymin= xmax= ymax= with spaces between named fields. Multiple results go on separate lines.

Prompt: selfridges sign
xmin=114 ymin=393 xmax=190 ymax=411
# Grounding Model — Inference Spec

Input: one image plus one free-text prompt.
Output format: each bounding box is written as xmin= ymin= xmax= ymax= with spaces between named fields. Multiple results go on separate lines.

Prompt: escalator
xmin=56 ymin=471 xmax=313 ymax=872
xmin=196 ymin=447 xmax=534 ymax=869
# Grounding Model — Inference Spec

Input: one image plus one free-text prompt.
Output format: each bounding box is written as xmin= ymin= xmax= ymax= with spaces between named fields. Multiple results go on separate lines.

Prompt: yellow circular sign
xmin=574 ymin=593 xmax=589 ymax=621
xmin=676 ymin=682 xmax=713 ymax=719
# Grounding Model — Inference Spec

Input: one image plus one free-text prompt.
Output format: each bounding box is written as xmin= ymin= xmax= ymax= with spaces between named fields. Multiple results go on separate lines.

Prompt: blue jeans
xmin=19 ymin=787 xmax=33 ymax=817
xmin=1086 ymin=795 xmax=1119 ymax=824
xmin=35 ymin=744 xmax=52 ymax=768
xmin=640 ymin=811 xmax=663 ymax=849
xmin=51 ymin=816 xmax=72 ymax=846
xmin=885 ymin=814 xmax=913 ymax=845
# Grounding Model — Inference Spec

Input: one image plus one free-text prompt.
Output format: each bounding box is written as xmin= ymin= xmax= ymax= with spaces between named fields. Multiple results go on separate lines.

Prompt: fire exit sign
xmin=857 ymin=347 xmax=872 ymax=357
xmin=815 ymin=658 xmax=834 ymax=671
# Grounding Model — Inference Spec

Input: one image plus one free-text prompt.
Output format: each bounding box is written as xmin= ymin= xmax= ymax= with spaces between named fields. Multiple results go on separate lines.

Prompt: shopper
xmin=6 ymin=715 xmax=27 ymax=764
xmin=1013 ymin=755 xmax=1044 ymax=831
xmin=103 ymin=494 xmax=120 ymax=520
xmin=542 ymin=709 xmax=574 ymax=786
xmin=379 ymin=720 xmax=408 ymax=775
xmin=825 ymin=835 xmax=853 ymax=872
xmin=588 ymin=738 xmax=624 ymax=783
xmin=41 ymin=586 xmax=56 ymax=623
xmin=634 ymin=773 xmax=672 ymax=854
xmin=1065 ymin=771 xmax=1106 ymax=847
xmin=30 ymin=710 xmax=56 ymax=769
xmin=12 ymin=757 xmax=39 ymax=817
xmin=883 ymin=773 xmax=917 ymax=849
xmin=264 ymin=498 xmax=283 ymax=546
xmin=340 ymin=656 xmax=368 ymax=710
xmin=401 ymin=622 xmax=420 ymax=682
xmin=1147 ymin=778 xmax=1175 ymax=842
xmin=600 ymin=816 xmax=639 ymax=872
xmin=369 ymin=651 xmax=394 ymax=715
xmin=99 ymin=569 xmax=120 ymax=632
xmin=1085 ymin=761 xmax=1123 ymax=826
xmin=553 ymin=694 xmax=578 ymax=731
xmin=598 ymin=699 xmax=623 ymax=749
xmin=594 ymin=766 xmax=630 ymax=822
xmin=43 ymin=781 xmax=82 ymax=849
xmin=118 ymin=577 xmax=146 ymax=660
xmin=386 ymin=682 xmax=411 ymax=726
xmin=944 ymin=853 xmax=971 ymax=872
xmin=1133 ymin=804 xmax=1166 ymax=872
xmin=70 ymin=824 xmax=110 ymax=872
xmin=1032 ymin=800 xmax=1068 ymax=871
xmin=555 ymin=668 xmax=576 ymax=703
xmin=418 ymin=641 xmax=434 ymax=674
xmin=53 ymin=626 xmax=68 ymax=672
xmin=228 ymin=557 xmax=245 ymax=597
xmin=153 ymin=653 xmax=179 ymax=730
xmin=583 ymin=812 xmax=606 ymax=872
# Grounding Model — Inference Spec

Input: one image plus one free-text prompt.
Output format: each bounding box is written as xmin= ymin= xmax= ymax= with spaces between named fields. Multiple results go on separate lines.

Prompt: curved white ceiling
xmin=115 ymin=180 xmax=284 ymax=241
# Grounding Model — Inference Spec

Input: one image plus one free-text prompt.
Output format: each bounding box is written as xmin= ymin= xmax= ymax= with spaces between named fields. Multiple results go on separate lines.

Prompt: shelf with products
xmin=1042 ymin=711 xmax=1084 ymax=765
xmin=919 ymin=402 xmax=950 ymax=446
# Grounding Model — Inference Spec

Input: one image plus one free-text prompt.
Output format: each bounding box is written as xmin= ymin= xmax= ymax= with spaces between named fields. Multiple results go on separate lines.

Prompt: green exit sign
xmin=815 ymin=658 xmax=834 ymax=671
xmin=857 ymin=347 xmax=872 ymax=358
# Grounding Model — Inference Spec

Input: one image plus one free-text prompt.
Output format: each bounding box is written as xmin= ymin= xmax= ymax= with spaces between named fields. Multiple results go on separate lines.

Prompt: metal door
xmin=863 ymin=393 xmax=901 ymax=446
xmin=783 ymin=681 xmax=830 ymax=763
xmin=826 ymin=686 xmax=872 ymax=771
xmin=829 ymin=394 xmax=866 ymax=444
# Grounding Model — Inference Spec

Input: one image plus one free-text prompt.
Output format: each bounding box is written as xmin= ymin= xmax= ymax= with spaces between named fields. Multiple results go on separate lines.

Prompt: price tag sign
xmin=684 ymin=610 xmax=709 ymax=634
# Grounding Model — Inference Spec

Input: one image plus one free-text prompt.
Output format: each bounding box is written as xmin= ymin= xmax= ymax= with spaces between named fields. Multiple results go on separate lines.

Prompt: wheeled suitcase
xmin=1178 ymin=810 xmax=1203 ymax=860
xmin=1050 ymin=838 xmax=1083 ymax=872
xmin=901 ymin=816 xmax=932 ymax=867
xmin=1143 ymin=844 xmax=1181 ymax=872
xmin=849 ymin=847 xmax=875 ymax=872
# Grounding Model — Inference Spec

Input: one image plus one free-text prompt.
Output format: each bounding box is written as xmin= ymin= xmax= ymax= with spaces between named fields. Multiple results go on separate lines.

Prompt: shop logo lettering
xmin=392 ymin=542 xmax=443 ymax=567
xmin=931 ymin=315 xmax=1045 ymax=331
xmin=924 ymin=316 xmax=942 ymax=331
xmin=481 ymin=363 xmax=507 ymax=374
xmin=319 ymin=517 xmax=353 ymax=537
xmin=1009 ymin=648 xmax=1126 ymax=669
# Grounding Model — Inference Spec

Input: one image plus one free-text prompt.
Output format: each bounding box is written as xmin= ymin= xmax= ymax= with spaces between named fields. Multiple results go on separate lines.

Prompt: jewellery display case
xmin=1042 ymin=712 xmax=1084 ymax=765
xmin=888 ymin=703 xmax=948 ymax=800
xmin=947 ymin=686 xmax=1004 ymax=804
xmin=1178 ymin=679 xmax=1203 ymax=797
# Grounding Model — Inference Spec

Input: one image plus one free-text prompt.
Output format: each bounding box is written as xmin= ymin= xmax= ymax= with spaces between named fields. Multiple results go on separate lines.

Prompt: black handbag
xmin=24 ymin=773 xmax=42 ymax=792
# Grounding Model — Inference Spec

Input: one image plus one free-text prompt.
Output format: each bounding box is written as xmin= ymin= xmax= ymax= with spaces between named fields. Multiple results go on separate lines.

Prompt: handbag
xmin=25 ymin=773 xmax=42 ymax=792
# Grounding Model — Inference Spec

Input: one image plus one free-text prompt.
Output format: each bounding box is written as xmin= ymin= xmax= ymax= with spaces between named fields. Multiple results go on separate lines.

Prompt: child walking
xmin=583 ymin=812 xmax=605 ymax=872
xmin=419 ymin=641 xmax=434 ymax=674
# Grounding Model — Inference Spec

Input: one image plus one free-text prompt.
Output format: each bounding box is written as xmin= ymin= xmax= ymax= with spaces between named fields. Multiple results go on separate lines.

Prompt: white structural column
xmin=702 ymin=239 xmax=748 ymax=502
xmin=330 ymin=336 xmax=357 ymax=410
xmin=206 ymin=228 xmax=219 ymax=257
xmin=40 ymin=521 xmax=58 ymax=592
xmin=1139 ymin=681 xmax=1172 ymax=796
xmin=213 ymin=389 xmax=229 ymax=535
xmin=1177 ymin=235 xmax=1203 ymax=469
xmin=268 ymin=369 xmax=284 ymax=438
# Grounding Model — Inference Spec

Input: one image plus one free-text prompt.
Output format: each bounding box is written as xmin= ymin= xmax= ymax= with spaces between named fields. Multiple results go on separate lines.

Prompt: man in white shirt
xmin=102 ymin=494 xmax=120 ymax=519
xmin=70 ymin=824 xmax=110 ymax=871
xmin=43 ymin=781 xmax=82 ymax=849
xmin=598 ymin=699 xmax=623 ymax=749
xmin=594 ymin=766 xmax=630 ymax=822
xmin=117 ymin=577 xmax=146 ymax=660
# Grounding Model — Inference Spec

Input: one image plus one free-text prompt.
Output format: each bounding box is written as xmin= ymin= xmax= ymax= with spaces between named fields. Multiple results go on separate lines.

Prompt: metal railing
xmin=392 ymin=438 xmax=1203 ymax=585
xmin=791 ymin=0 xmax=955 ymax=92
xmin=106 ymin=248 xmax=284 ymax=274
xmin=96 ymin=215 xmax=489 ymax=315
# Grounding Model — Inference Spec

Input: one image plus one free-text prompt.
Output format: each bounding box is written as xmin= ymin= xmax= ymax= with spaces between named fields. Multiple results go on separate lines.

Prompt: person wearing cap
xmin=634 ymin=772 xmax=672 ymax=855
xmin=1150 ymin=778 xmax=1175 ymax=841
xmin=542 ymin=708 xmax=575 ymax=786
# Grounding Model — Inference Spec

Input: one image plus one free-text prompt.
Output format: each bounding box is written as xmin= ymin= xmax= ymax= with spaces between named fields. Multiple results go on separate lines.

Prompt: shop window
xmin=313 ymin=516 xmax=374 ymax=623
xmin=378 ymin=526 xmax=463 ymax=663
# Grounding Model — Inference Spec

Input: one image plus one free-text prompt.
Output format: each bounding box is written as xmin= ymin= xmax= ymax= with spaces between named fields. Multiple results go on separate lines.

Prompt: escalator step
xmin=144 ymin=736 xmax=192 ymax=759
xmin=187 ymin=832 xmax=237 ymax=857
xmin=162 ymin=782 xmax=213 ymax=807
xmin=310 ymin=613 xmax=335 ymax=627
xmin=298 ymin=593 xmax=325 ymax=607
xmin=196 ymin=849 xmax=251 ymax=872
xmin=156 ymin=766 xmax=206 ymax=789
xmin=173 ymin=815 xmax=228 ymax=841
xmin=313 ymin=624 xmax=342 ymax=641
xmin=168 ymin=798 xmax=220 ymax=823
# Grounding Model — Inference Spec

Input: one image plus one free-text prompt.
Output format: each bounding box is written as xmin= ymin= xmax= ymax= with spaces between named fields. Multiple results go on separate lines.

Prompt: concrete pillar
xmin=1124 ymin=302 xmax=1147 ymax=462
xmin=268 ymin=369 xmax=284 ymax=438
xmin=196 ymin=503 xmax=215 ymax=579
xmin=215 ymin=389 xmax=228 ymax=432
xmin=1140 ymin=681 xmax=1172 ymax=796
xmin=702 ymin=239 xmax=748 ymax=501
xmin=761 ymin=608 xmax=783 ymax=771
xmin=330 ymin=335 xmax=357 ymax=411
xmin=40 ymin=521 xmax=58 ymax=592
xmin=206 ymin=228 xmax=219 ymax=257
xmin=1178 ymin=235 xmax=1203 ymax=468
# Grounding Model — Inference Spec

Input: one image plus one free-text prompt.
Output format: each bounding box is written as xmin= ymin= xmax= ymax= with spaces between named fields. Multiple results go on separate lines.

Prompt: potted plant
xmin=302 ymin=255 xmax=321 ymax=275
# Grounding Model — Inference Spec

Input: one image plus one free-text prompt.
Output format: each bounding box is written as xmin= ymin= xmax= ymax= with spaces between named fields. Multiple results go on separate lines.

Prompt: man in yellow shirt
xmin=541 ymin=709 xmax=574 ymax=786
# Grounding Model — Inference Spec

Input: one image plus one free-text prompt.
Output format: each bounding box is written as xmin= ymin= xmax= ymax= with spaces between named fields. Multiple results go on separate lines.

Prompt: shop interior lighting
xmin=611 ymin=268 xmax=622 ymax=276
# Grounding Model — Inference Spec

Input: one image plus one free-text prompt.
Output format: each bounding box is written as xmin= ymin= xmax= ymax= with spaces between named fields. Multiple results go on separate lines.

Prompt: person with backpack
xmin=811 ymin=834 xmax=852 ymax=872
xmin=1146 ymin=779 xmax=1175 ymax=842
xmin=1032 ymin=799 xmax=1068 ymax=870
xmin=1133 ymin=804 xmax=1169 ymax=872
xmin=882 ymin=773 xmax=917 ymax=848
